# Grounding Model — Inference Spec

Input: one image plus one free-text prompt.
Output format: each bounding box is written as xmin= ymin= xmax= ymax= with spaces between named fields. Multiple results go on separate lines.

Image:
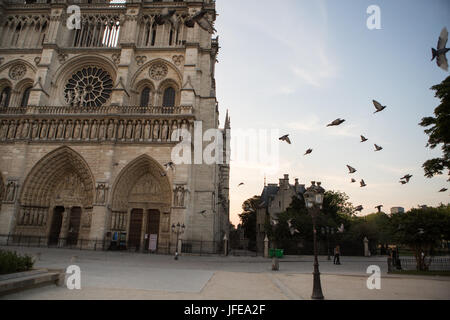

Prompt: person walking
xmin=333 ymin=245 xmax=341 ymax=265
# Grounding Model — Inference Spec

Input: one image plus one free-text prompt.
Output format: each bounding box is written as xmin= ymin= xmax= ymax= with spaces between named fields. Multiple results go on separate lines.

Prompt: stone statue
xmin=57 ymin=120 xmax=64 ymax=139
xmin=16 ymin=121 xmax=23 ymax=139
xmin=96 ymin=183 xmax=107 ymax=204
xmin=171 ymin=121 xmax=179 ymax=141
xmin=161 ymin=121 xmax=168 ymax=141
xmin=40 ymin=121 xmax=48 ymax=139
xmin=0 ymin=121 xmax=8 ymax=139
xmin=0 ymin=90 xmax=8 ymax=107
xmin=135 ymin=121 xmax=142 ymax=140
xmin=48 ymin=120 xmax=56 ymax=139
xmin=65 ymin=120 xmax=73 ymax=139
xmin=7 ymin=121 xmax=16 ymax=139
xmin=124 ymin=121 xmax=132 ymax=139
xmin=90 ymin=120 xmax=98 ymax=139
xmin=73 ymin=87 xmax=81 ymax=106
xmin=98 ymin=121 xmax=105 ymax=140
xmin=21 ymin=120 xmax=30 ymax=139
xmin=31 ymin=121 xmax=39 ymax=139
xmin=5 ymin=181 xmax=16 ymax=202
xmin=107 ymin=120 xmax=115 ymax=140
xmin=73 ymin=120 xmax=81 ymax=139
xmin=144 ymin=121 xmax=151 ymax=140
xmin=82 ymin=120 xmax=89 ymax=139
xmin=117 ymin=120 xmax=124 ymax=140
xmin=153 ymin=121 xmax=160 ymax=140
xmin=175 ymin=186 xmax=185 ymax=207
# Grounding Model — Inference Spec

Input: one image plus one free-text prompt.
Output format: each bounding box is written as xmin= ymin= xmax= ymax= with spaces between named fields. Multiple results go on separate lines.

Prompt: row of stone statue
xmin=16 ymin=207 xmax=48 ymax=227
xmin=0 ymin=118 xmax=193 ymax=142
xmin=111 ymin=211 xmax=127 ymax=231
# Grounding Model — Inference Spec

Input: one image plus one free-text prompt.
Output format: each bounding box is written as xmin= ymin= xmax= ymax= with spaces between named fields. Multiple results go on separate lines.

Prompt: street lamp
xmin=304 ymin=181 xmax=325 ymax=300
xmin=171 ymin=222 xmax=185 ymax=260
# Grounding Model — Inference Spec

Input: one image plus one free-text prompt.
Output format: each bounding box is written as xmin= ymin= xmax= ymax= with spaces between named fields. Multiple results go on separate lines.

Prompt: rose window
xmin=64 ymin=66 xmax=113 ymax=107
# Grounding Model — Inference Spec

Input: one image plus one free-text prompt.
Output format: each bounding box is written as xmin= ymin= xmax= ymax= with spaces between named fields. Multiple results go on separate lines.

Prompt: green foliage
xmin=0 ymin=250 xmax=34 ymax=275
xmin=419 ymin=76 xmax=450 ymax=178
xmin=390 ymin=205 xmax=450 ymax=270
xmin=238 ymin=195 xmax=260 ymax=250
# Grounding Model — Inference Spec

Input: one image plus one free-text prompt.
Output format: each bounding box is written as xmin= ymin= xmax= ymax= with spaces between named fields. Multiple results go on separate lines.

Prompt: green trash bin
xmin=269 ymin=248 xmax=275 ymax=258
xmin=275 ymin=249 xmax=284 ymax=258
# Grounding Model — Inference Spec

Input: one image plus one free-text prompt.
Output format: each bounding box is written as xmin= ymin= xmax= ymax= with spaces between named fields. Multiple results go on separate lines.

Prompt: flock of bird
xmin=240 ymin=27 xmax=449 ymax=223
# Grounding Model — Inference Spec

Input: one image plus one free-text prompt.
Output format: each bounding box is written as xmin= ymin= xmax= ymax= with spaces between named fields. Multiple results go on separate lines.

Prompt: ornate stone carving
xmin=4 ymin=179 xmax=18 ymax=203
xmin=9 ymin=64 xmax=27 ymax=80
xmin=34 ymin=57 xmax=41 ymax=65
xmin=135 ymin=55 xmax=147 ymax=66
xmin=172 ymin=55 xmax=184 ymax=66
xmin=64 ymin=66 xmax=113 ymax=107
xmin=112 ymin=53 xmax=121 ymax=65
xmin=174 ymin=185 xmax=187 ymax=207
xmin=95 ymin=182 xmax=109 ymax=206
xmin=149 ymin=62 xmax=168 ymax=81
xmin=58 ymin=53 xmax=68 ymax=64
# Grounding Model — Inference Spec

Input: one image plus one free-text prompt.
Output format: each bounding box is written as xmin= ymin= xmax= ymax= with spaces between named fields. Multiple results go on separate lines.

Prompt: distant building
xmin=255 ymin=174 xmax=305 ymax=255
xmin=390 ymin=207 xmax=405 ymax=214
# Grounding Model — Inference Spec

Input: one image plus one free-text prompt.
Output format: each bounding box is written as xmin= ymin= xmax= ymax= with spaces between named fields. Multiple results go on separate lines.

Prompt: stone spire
xmin=224 ymin=109 xmax=230 ymax=129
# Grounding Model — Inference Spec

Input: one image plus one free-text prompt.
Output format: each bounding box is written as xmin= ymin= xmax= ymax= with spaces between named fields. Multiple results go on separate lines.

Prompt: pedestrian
xmin=333 ymin=245 xmax=341 ymax=265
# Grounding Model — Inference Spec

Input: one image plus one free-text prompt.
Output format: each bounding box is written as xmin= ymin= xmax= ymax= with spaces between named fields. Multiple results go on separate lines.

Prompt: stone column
xmin=223 ymin=234 xmax=228 ymax=256
xmin=58 ymin=208 xmax=70 ymax=247
xmin=140 ymin=210 xmax=147 ymax=253
xmin=264 ymin=235 xmax=269 ymax=258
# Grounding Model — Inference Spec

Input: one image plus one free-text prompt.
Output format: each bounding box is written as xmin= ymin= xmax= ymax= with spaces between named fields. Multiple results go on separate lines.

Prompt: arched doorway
xmin=18 ymin=146 xmax=95 ymax=246
xmin=110 ymin=155 xmax=172 ymax=252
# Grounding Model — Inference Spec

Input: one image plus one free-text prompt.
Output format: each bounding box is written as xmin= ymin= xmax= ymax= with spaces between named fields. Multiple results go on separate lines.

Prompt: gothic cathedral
xmin=0 ymin=0 xmax=230 ymax=254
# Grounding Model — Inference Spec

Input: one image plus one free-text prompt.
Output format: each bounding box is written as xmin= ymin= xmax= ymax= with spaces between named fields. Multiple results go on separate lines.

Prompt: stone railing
xmin=0 ymin=105 xmax=193 ymax=115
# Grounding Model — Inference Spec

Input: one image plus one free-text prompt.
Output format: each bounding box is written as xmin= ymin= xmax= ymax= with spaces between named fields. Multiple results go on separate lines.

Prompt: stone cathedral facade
xmin=0 ymin=0 xmax=230 ymax=253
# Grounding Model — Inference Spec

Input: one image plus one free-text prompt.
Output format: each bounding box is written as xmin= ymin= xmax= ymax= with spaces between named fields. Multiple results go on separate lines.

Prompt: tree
xmin=238 ymin=195 xmax=260 ymax=250
xmin=419 ymin=76 xmax=450 ymax=178
xmin=390 ymin=205 xmax=450 ymax=270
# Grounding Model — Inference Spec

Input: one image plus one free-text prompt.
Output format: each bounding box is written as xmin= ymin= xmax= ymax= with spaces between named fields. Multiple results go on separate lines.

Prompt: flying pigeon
xmin=374 ymin=144 xmax=383 ymax=151
xmin=164 ymin=161 xmax=175 ymax=171
xmin=271 ymin=219 xmax=278 ymax=226
xmin=287 ymin=219 xmax=300 ymax=236
xmin=199 ymin=210 xmax=207 ymax=217
xmin=360 ymin=179 xmax=367 ymax=187
xmin=279 ymin=134 xmax=291 ymax=144
xmin=327 ymin=118 xmax=346 ymax=127
xmin=432 ymin=27 xmax=449 ymax=71
xmin=160 ymin=171 xmax=167 ymax=177
xmin=337 ymin=223 xmax=345 ymax=233
xmin=347 ymin=165 xmax=357 ymax=174
xmin=184 ymin=8 xmax=216 ymax=34
xmin=304 ymin=148 xmax=313 ymax=156
xmin=401 ymin=174 xmax=413 ymax=183
xmin=355 ymin=205 xmax=364 ymax=212
xmin=417 ymin=228 xmax=425 ymax=235
xmin=375 ymin=205 xmax=383 ymax=212
xmin=155 ymin=8 xmax=179 ymax=29
xmin=351 ymin=178 xmax=356 ymax=183
xmin=360 ymin=135 xmax=368 ymax=142
xmin=439 ymin=188 xmax=448 ymax=192
xmin=373 ymin=100 xmax=387 ymax=114
xmin=238 ymin=182 xmax=244 ymax=187
xmin=399 ymin=180 xmax=407 ymax=185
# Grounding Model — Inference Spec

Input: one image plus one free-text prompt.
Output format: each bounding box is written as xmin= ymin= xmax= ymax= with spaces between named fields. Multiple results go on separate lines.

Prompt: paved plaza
xmin=1 ymin=246 xmax=449 ymax=300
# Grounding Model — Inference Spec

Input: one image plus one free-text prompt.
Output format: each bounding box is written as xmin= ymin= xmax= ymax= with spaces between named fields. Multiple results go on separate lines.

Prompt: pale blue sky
xmin=213 ymin=0 xmax=450 ymax=225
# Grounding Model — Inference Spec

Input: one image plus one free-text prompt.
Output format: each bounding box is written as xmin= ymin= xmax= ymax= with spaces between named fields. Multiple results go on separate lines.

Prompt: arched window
xmin=140 ymin=87 xmax=151 ymax=107
xmin=21 ymin=86 xmax=32 ymax=107
xmin=0 ymin=87 xmax=11 ymax=108
xmin=162 ymin=87 xmax=176 ymax=107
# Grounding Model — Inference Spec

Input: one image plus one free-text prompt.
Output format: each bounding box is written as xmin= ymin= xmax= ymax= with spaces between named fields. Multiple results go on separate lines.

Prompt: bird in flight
xmin=199 ymin=210 xmax=207 ymax=217
xmin=399 ymin=180 xmax=407 ymax=185
xmin=351 ymin=178 xmax=356 ymax=183
xmin=375 ymin=205 xmax=383 ymax=212
xmin=160 ymin=171 xmax=167 ymax=177
xmin=327 ymin=118 xmax=346 ymax=127
xmin=238 ymin=182 xmax=244 ymax=187
xmin=184 ymin=8 xmax=216 ymax=34
xmin=432 ymin=27 xmax=449 ymax=71
xmin=439 ymin=188 xmax=448 ymax=192
xmin=337 ymin=223 xmax=345 ymax=233
xmin=347 ymin=165 xmax=357 ymax=174
xmin=360 ymin=179 xmax=367 ymax=187
xmin=304 ymin=148 xmax=313 ymax=156
xmin=279 ymin=134 xmax=291 ymax=144
xmin=373 ymin=100 xmax=387 ymax=114
xmin=355 ymin=205 xmax=364 ymax=212
xmin=400 ymin=174 xmax=413 ymax=183
xmin=360 ymin=135 xmax=368 ymax=142
xmin=155 ymin=8 xmax=178 ymax=29
xmin=287 ymin=219 xmax=300 ymax=236
xmin=374 ymin=144 xmax=383 ymax=152
xmin=164 ymin=161 xmax=175 ymax=171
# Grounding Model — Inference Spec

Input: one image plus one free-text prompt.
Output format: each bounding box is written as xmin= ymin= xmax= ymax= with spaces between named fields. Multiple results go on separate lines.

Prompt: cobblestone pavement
xmin=1 ymin=246 xmax=449 ymax=300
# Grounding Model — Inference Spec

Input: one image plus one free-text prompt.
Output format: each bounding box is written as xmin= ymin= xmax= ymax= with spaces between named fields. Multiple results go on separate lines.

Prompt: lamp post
xmin=171 ymin=222 xmax=185 ymax=260
xmin=304 ymin=181 xmax=325 ymax=300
